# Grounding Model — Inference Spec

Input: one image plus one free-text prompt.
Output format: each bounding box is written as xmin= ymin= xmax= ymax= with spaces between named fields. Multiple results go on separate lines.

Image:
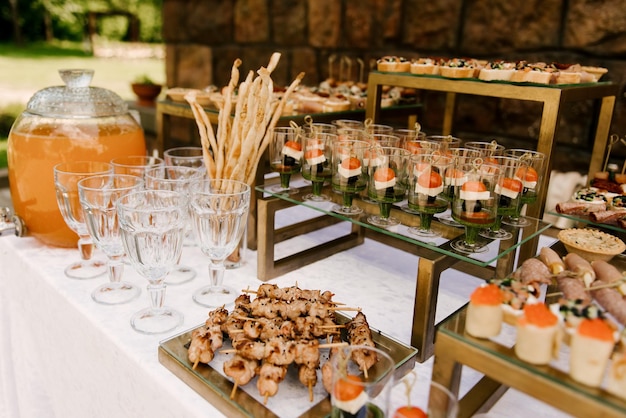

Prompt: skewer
xmin=585 ymin=280 xmax=626 ymax=292
xmin=329 ymin=306 xmax=361 ymax=312
xmin=230 ymin=382 xmax=238 ymax=400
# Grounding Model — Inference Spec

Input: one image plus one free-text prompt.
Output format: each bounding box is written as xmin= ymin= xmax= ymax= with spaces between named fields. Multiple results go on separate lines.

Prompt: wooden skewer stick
xmin=585 ymin=280 xmax=626 ymax=292
xmin=319 ymin=324 xmax=345 ymax=329
xmin=230 ymin=382 xmax=238 ymax=400
xmin=329 ymin=306 xmax=362 ymax=312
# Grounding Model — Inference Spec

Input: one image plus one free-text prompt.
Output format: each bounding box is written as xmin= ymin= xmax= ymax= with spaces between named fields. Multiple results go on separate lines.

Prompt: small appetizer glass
xmin=301 ymin=131 xmax=336 ymax=202
xmin=268 ymin=126 xmax=302 ymax=195
xmin=392 ymin=374 xmax=459 ymax=418
xmin=163 ymin=146 xmax=205 ymax=169
xmin=190 ymin=179 xmax=250 ymax=308
xmin=329 ymin=345 xmax=395 ymax=418
xmin=395 ymin=128 xmax=431 ymax=155
xmin=437 ymin=148 xmax=482 ymax=227
xmin=479 ymin=156 xmax=523 ymax=240
xmin=367 ymin=146 xmax=410 ymax=227
xmin=331 ymin=139 xmax=370 ymax=216
xmin=450 ymin=159 xmax=502 ymax=254
xmin=145 ymin=165 xmax=204 ymax=285
xmin=463 ymin=140 xmax=505 ymax=161
xmin=365 ymin=122 xmax=394 ymax=135
xmin=425 ymin=134 xmax=462 ymax=155
xmin=54 ymin=161 xmax=112 ymax=279
xmin=502 ymin=149 xmax=546 ymax=227
xmin=332 ymin=119 xmax=365 ymax=130
xmin=78 ymin=174 xmax=144 ymax=304
xmin=117 ymin=189 xmax=187 ymax=334
xmin=407 ymin=153 xmax=453 ymax=238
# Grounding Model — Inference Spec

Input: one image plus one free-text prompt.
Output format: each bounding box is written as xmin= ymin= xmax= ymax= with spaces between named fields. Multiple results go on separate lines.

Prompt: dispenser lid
xmin=26 ymin=69 xmax=129 ymax=118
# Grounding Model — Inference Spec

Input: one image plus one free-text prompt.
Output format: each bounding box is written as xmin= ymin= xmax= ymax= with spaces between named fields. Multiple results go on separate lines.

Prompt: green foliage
xmin=2 ymin=0 xmax=163 ymax=43
xmin=0 ymin=104 xmax=22 ymax=139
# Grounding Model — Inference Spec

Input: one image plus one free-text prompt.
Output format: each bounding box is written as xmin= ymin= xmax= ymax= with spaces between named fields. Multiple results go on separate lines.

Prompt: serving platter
xmin=158 ymin=312 xmax=418 ymax=418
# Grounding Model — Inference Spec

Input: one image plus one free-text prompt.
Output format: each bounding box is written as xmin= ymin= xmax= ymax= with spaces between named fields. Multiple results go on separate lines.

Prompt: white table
xmin=0 ymin=204 xmax=564 ymax=418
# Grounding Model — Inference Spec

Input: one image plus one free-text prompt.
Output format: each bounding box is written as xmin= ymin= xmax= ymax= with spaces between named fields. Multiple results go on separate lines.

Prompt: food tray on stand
xmin=158 ymin=312 xmax=418 ymax=418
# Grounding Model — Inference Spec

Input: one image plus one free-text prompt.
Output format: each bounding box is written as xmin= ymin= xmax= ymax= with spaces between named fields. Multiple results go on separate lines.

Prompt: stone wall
xmin=162 ymin=0 xmax=626 ymax=172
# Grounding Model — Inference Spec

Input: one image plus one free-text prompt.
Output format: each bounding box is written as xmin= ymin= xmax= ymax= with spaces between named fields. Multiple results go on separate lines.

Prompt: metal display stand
xmin=256 ymin=183 xmax=551 ymax=362
xmin=431 ymin=243 xmax=626 ymax=418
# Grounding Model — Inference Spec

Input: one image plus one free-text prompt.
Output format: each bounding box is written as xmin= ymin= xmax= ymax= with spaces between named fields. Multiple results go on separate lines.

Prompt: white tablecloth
xmin=2 ymin=203 xmax=552 ymax=418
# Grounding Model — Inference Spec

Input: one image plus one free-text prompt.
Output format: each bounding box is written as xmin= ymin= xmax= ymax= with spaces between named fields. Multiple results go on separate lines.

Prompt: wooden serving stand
xmin=256 ymin=182 xmax=552 ymax=362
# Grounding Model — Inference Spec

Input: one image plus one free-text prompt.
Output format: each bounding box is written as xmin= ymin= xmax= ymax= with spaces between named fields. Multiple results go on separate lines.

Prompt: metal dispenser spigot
xmin=0 ymin=207 xmax=26 ymax=237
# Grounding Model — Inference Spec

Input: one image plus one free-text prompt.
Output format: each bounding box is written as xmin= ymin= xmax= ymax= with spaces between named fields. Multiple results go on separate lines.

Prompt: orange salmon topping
xmin=470 ymin=283 xmax=503 ymax=306
xmin=446 ymin=168 xmax=465 ymax=179
xmin=515 ymin=166 xmax=538 ymax=182
xmin=518 ymin=303 xmax=558 ymax=327
xmin=284 ymin=140 xmax=302 ymax=151
xmin=305 ymin=149 xmax=323 ymax=159
xmin=577 ymin=318 xmax=614 ymax=342
xmin=418 ymin=170 xmax=442 ymax=188
xmin=461 ymin=180 xmax=487 ymax=191
xmin=341 ymin=157 xmax=361 ymax=170
xmin=500 ymin=177 xmax=523 ymax=192
xmin=374 ymin=167 xmax=395 ymax=182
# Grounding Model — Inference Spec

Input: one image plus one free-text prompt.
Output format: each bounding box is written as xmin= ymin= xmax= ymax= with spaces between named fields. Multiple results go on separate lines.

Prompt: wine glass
xmin=190 ymin=179 xmax=250 ymax=307
xmin=502 ymin=149 xmax=546 ymax=227
xmin=117 ymin=189 xmax=187 ymax=334
xmin=450 ymin=159 xmax=502 ymax=254
xmin=301 ymin=130 xmax=336 ymax=202
xmin=479 ymin=155 xmax=523 ymax=240
xmin=407 ymin=153 xmax=453 ymax=238
xmin=163 ymin=146 xmax=205 ymax=169
xmin=78 ymin=174 xmax=144 ymax=304
xmin=331 ymin=139 xmax=370 ymax=215
xmin=53 ymin=161 xmax=112 ymax=279
xmin=111 ymin=155 xmax=165 ymax=179
xmin=366 ymin=146 xmax=410 ymax=227
xmin=268 ymin=126 xmax=302 ymax=194
xmin=145 ymin=165 xmax=203 ymax=285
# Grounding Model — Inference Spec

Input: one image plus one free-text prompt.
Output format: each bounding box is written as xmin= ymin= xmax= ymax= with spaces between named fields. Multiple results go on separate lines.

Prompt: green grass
xmin=0 ymin=40 xmax=165 ymax=106
xmin=0 ymin=40 xmax=165 ymax=169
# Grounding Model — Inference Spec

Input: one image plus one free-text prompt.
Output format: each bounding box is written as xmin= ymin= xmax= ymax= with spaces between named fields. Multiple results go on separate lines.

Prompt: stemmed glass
xmin=145 ymin=166 xmax=203 ymax=285
xmin=502 ymin=149 xmax=546 ymax=227
xmin=111 ymin=155 xmax=165 ymax=179
xmin=479 ymin=156 xmax=523 ymax=240
xmin=464 ymin=140 xmax=505 ymax=163
xmin=301 ymin=130 xmax=336 ymax=202
xmin=190 ymin=179 xmax=250 ymax=307
xmin=331 ymin=139 xmax=370 ymax=215
xmin=117 ymin=189 xmax=187 ymax=334
xmin=332 ymin=119 xmax=365 ymax=130
xmin=407 ymin=153 xmax=453 ymax=238
xmin=268 ymin=126 xmax=302 ymax=194
xmin=53 ymin=161 xmax=112 ymax=279
xmin=163 ymin=146 xmax=205 ymax=169
xmin=78 ymin=174 xmax=144 ymax=304
xmin=366 ymin=146 xmax=410 ymax=227
xmin=396 ymin=128 xmax=430 ymax=155
xmin=450 ymin=159 xmax=502 ymax=254
xmin=437 ymin=147 xmax=482 ymax=227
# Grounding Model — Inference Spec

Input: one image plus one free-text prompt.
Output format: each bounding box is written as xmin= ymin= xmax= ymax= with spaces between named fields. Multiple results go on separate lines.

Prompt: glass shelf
xmin=257 ymin=182 xmax=552 ymax=269
xmin=435 ymin=301 xmax=626 ymax=417
xmin=547 ymin=209 xmax=626 ymax=235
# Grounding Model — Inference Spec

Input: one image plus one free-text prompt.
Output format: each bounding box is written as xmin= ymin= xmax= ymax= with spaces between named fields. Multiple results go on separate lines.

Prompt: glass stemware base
xmin=450 ymin=238 xmax=490 ymax=254
xmin=193 ymin=284 xmax=238 ymax=308
xmin=367 ymin=214 xmax=400 ymax=227
xmin=166 ymin=265 xmax=197 ymax=285
xmin=131 ymin=306 xmax=183 ymax=335
xmin=65 ymin=258 xmax=107 ymax=280
xmin=502 ymin=215 xmax=531 ymax=227
xmin=91 ymin=281 xmax=140 ymax=305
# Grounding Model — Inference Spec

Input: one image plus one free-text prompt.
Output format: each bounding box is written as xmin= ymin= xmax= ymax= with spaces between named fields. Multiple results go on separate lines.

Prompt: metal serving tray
xmin=158 ymin=312 xmax=418 ymax=418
